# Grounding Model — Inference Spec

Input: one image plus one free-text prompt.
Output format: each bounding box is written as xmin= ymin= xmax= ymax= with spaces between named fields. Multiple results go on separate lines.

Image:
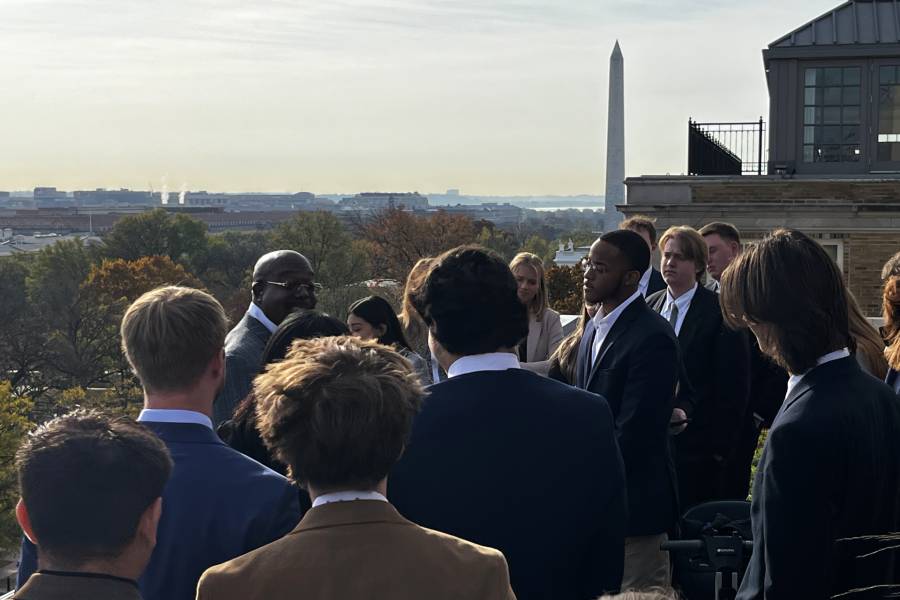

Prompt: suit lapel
xmin=576 ymin=321 xmax=595 ymax=389
xmin=676 ymin=288 xmax=709 ymax=351
xmin=585 ymin=299 xmax=644 ymax=389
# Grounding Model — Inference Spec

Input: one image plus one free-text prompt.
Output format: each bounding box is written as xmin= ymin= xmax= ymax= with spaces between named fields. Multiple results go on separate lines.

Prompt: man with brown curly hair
xmin=196 ymin=336 xmax=515 ymax=600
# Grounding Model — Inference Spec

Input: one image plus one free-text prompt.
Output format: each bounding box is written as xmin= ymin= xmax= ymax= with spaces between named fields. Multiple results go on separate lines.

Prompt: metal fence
xmin=688 ymin=118 xmax=767 ymax=176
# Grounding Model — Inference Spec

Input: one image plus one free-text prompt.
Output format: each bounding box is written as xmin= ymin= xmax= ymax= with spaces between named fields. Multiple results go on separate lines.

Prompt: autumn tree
xmin=83 ymin=256 xmax=204 ymax=306
xmin=546 ymin=265 xmax=584 ymax=315
xmin=0 ymin=381 xmax=32 ymax=553
xmin=358 ymin=209 xmax=479 ymax=280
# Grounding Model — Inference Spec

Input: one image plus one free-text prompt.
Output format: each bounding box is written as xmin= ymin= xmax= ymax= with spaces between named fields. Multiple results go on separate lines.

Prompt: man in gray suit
xmin=214 ymin=250 xmax=317 ymax=424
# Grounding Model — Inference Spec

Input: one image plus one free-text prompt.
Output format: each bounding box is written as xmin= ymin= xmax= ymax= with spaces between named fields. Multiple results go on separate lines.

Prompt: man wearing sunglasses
xmin=214 ymin=250 xmax=318 ymax=425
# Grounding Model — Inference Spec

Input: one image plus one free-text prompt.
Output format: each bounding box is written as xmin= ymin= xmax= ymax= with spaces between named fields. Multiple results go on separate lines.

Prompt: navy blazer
xmin=575 ymin=296 xmax=680 ymax=537
xmin=17 ymin=421 xmax=301 ymax=600
xmin=738 ymin=357 xmax=900 ymax=599
xmin=646 ymin=286 xmax=751 ymax=460
xmin=389 ymin=368 xmax=627 ymax=600
xmin=215 ymin=314 xmax=271 ymax=424
xmin=647 ymin=268 xmax=666 ymax=297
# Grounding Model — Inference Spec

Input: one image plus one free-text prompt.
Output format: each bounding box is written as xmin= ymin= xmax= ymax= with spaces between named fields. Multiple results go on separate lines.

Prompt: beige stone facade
xmin=622 ymin=176 xmax=900 ymax=317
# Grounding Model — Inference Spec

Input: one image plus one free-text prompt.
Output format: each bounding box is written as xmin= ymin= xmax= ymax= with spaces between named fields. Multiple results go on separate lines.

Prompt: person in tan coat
xmin=196 ymin=336 xmax=515 ymax=600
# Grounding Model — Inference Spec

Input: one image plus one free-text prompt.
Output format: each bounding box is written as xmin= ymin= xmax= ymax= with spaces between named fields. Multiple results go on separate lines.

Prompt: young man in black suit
xmin=574 ymin=229 xmax=680 ymax=590
xmin=390 ymin=245 xmax=627 ymax=600
xmin=722 ymin=229 xmax=900 ymax=600
xmin=620 ymin=215 xmax=666 ymax=298
xmin=646 ymin=226 xmax=750 ymax=510
xmin=699 ymin=222 xmax=787 ymax=501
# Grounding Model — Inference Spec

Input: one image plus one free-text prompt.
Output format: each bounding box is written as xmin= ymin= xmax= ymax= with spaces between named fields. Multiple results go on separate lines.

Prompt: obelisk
xmin=604 ymin=41 xmax=625 ymax=232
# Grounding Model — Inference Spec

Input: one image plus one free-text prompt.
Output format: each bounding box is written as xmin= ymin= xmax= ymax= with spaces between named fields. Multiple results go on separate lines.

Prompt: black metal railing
xmin=688 ymin=118 xmax=767 ymax=176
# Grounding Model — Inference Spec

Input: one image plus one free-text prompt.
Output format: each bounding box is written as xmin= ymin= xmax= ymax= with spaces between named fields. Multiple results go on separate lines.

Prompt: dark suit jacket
xmin=647 ymin=286 xmax=750 ymax=461
xmin=18 ymin=422 xmax=302 ymax=600
xmin=887 ymin=367 xmax=900 ymax=395
xmin=573 ymin=297 xmax=680 ymax=537
xmin=647 ymin=268 xmax=666 ymax=297
xmin=390 ymin=368 xmax=627 ymax=600
xmin=197 ymin=500 xmax=516 ymax=600
xmin=737 ymin=357 xmax=900 ymax=600
xmin=15 ymin=572 xmax=141 ymax=600
xmin=215 ymin=313 xmax=271 ymax=424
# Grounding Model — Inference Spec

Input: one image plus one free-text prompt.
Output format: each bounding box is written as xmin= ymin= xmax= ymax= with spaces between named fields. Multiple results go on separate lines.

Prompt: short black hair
xmin=699 ymin=222 xmax=742 ymax=245
xmin=17 ymin=410 xmax=172 ymax=563
xmin=348 ymin=296 xmax=413 ymax=352
xmin=599 ymin=229 xmax=651 ymax=274
xmin=412 ymin=245 xmax=528 ymax=356
xmin=261 ymin=309 xmax=349 ymax=365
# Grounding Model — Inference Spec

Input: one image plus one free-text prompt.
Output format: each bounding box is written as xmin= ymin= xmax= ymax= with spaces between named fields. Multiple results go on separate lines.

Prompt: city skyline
xmin=1 ymin=0 xmax=830 ymax=194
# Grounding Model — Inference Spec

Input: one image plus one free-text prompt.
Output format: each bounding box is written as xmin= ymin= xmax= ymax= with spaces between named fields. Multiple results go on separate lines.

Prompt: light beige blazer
xmin=519 ymin=307 xmax=564 ymax=376
xmin=196 ymin=500 xmax=516 ymax=600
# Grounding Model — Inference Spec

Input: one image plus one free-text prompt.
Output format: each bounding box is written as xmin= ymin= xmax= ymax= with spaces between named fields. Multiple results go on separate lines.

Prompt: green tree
xmin=0 ymin=381 xmax=33 ymax=553
xmin=102 ymin=208 xmax=208 ymax=269
xmin=475 ymin=222 xmax=519 ymax=262
xmin=519 ymin=235 xmax=553 ymax=264
xmin=270 ymin=211 xmax=370 ymax=287
xmin=0 ymin=256 xmax=45 ymax=392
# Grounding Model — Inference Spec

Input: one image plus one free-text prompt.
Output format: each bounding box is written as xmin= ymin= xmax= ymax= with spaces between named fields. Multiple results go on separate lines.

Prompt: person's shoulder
xmin=203 ymin=442 xmax=293 ymax=491
xmin=646 ymin=288 xmax=666 ymax=305
xmin=542 ymin=307 xmax=561 ymax=320
xmin=410 ymin=523 xmax=509 ymax=571
xmin=197 ymin=537 xmax=288 ymax=597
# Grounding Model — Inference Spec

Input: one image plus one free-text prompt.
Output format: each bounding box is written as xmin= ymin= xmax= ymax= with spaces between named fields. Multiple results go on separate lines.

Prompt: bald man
xmin=214 ymin=251 xmax=317 ymax=424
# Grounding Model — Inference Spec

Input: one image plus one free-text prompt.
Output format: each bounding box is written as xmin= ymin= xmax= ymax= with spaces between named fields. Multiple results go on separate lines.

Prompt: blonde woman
xmin=510 ymin=252 xmax=563 ymax=376
xmin=884 ymin=271 xmax=900 ymax=394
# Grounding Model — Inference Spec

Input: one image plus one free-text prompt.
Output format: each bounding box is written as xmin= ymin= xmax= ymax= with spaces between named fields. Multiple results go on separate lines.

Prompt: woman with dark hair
xmin=217 ymin=309 xmax=348 ymax=485
xmin=884 ymin=272 xmax=900 ymax=394
xmin=347 ymin=295 xmax=429 ymax=383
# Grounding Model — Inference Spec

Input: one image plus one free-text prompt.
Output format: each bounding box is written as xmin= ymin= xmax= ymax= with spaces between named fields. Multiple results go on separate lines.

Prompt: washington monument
xmin=604 ymin=41 xmax=625 ymax=232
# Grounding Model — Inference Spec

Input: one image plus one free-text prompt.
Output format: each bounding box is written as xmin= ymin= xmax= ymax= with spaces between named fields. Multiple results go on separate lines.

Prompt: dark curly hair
xmin=412 ymin=245 xmax=528 ymax=356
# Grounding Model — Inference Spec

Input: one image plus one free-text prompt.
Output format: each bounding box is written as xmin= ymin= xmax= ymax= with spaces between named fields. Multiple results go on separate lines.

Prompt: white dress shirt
xmin=638 ymin=268 xmax=653 ymax=298
xmin=247 ymin=302 xmax=278 ymax=334
xmin=137 ymin=409 xmax=214 ymax=430
xmin=785 ymin=347 xmax=851 ymax=397
xmin=447 ymin=352 xmax=520 ymax=378
xmin=591 ymin=290 xmax=642 ymax=366
xmin=312 ymin=490 xmax=388 ymax=508
xmin=710 ymin=279 xmax=720 ymax=294
xmin=660 ymin=283 xmax=698 ymax=336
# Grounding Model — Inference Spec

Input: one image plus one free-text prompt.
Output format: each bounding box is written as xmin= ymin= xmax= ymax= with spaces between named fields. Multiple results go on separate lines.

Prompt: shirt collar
xmin=447 ymin=352 xmax=520 ymax=378
xmin=137 ymin=409 xmax=214 ymax=431
xmin=786 ymin=348 xmax=851 ymax=397
xmin=664 ymin=282 xmax=698 ymax=312
xmin=638 ymin=267 xmax=653 ymax=296
xmin=592 ymin=289 xmax=642 ymax=331
xmin=312 ymin=490 xmax=388 ymax=508
xmin=247 ymin=302 xmax=278 ymax=334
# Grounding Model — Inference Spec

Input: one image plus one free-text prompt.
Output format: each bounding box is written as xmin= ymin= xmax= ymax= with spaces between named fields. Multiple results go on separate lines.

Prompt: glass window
xmin=878 ymin=65 xmax=900 ymax=162
xmin=803 ymin=66 xmax=862 ymax=163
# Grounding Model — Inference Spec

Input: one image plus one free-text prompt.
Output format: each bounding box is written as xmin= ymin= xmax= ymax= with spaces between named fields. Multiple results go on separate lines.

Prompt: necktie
xmin=668 ymin=302 xmax=679 ymax=330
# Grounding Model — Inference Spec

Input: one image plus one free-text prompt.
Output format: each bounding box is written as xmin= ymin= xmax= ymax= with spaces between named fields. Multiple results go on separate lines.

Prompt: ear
xmin=16 ymin=499 xmax=37 ymax=545
xmin=251 ymin=281 xmax=265 ymax=302
xmin=623 ymin=269 xmax=642 ymax=288
xmin=209 ymin=349 xmax=225 ymax=381
xmin=136 ymin=497 xmax=163 ymax=549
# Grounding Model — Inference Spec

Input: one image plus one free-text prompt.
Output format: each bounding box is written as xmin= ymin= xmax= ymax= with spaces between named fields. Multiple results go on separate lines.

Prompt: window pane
xmin=824 ymin=67 xmax=842 ymax=85
xmin=821 ymin=145 xmax=841 ymax=161
xmin=804 ymin=126 xmax=816 ymax=143
xmin=804 ymin=107 xmax=817 ymax=124
xmin=805 ymin=87 xmax=816 ymax=105
xmin=843 ymin=145 xmax=861 ymax=161
xmin=805 ymin=68 xmax=819 ymax=86
xmin=843 ymin=87 xmax=860 ymax=105
xmin=824 ymin=87 xmax=842 ymax=105
xmin=823 ymin=106 xmax=842 ymax=124
xmin=822 ymin=126 xmax=841 ymax=144
xmin=843 ymin=126 xmax=860 ymax=143
xmin=881 ymin=66 xmax=896 ymax=84
xmin=804 ymin=144 xmax=815 ymax=162
xmin=843 ymin=67 xmax=861 ymax=86
xmin=843 ymin=106 xmax=860 ymax=124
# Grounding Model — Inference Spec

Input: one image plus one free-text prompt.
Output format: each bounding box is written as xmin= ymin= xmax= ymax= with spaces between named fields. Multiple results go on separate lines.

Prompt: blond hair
xmin=884 ymin=275 xmax=900 ymax=370
xmin=659 ymin=226 xmax=708 ymax=282
xmin=847 ymin=290 xmax=888 ymax=379
xmin=398 ymin=257 xmax=435 ymax=353
xmin=509 ymin=252 xmax=549 ymax=319
xmin=121 ymin=286 xmax=228 ymax=392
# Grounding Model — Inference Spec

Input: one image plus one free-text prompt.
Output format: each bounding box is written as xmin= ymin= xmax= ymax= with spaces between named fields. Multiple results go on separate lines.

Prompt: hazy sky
xmin=0 ymin=0 xmax=831 ymax=195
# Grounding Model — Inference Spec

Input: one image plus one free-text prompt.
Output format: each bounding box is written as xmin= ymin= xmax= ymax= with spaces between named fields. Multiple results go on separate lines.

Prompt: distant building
xmin=623 ymin=0 xmax=900 ymax=316
xmin=441 ymin=202 xmax=525 ymax=226
xmin=33 ymin=187 xmax=71 ymax=207
xmin=553 ymin=240 xmax=592 ymax=267
xmin=340 ymin=192 xmax=429 ymax=211
xmin=74 ymin=189 xmax=155 ymax=206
